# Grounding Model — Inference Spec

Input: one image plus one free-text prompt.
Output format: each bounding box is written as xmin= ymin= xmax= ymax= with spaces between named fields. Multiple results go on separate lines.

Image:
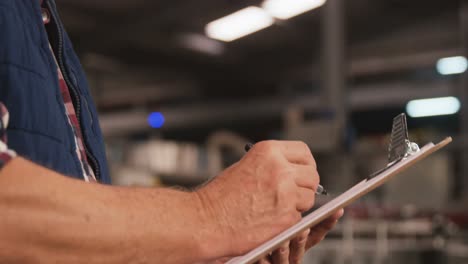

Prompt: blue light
xmin=147 ymin=112 xmax=165 ymax=128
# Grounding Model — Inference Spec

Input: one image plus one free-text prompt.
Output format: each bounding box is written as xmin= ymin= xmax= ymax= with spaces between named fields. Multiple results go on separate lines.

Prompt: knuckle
xmin=256 ymin=140 xmax=277 ymax=153
xmin=292 ymin=140 xmax=305 ymax=146
xmin=309 ymin=189 xmax=316 ymax=202
xmin=298 ymin=140 xmax=308 ymax=150
xmin=298 ymin=191 xmax=315 ymax=211
xmin=299 ymin=141 xmax=312 ymax=155
xmin=296 ymin=203 xmax=306 ymax=213
xmin=307 ymin=197 xmax=315 ymax=211
xmin=271 ymin=165 xmax=292 ymax=186
xmin=301 ymin=143 xmax=317 ymax=167
xmin=310 ymin=154 xmax=317 ymax=167
xmin=291 ymin=256 xmax=302 ymax=264
xmin=280 ymin=245 xmax=290 ymax=254
xmin=297 ymin=236 xmax=308 ymax=245
xmin=297 ymin=230 xmax=310 ymax=241
xmin=311 ymin=170 xmax=320 ymax=187
xmin=270 ymin=160 xmax=285 ymax=173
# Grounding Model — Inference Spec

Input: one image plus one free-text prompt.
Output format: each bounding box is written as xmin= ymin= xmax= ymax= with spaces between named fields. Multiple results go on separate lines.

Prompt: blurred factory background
xmin=58 ymin=0 xmax=466 ymax=263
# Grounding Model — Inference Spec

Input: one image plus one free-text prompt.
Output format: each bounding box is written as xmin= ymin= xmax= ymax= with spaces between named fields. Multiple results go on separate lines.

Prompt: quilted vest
xmin=0 ymin=0 xmax=111 ymax=183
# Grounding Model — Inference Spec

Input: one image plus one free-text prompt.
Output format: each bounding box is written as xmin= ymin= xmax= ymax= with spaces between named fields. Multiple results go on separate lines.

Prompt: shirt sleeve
xmin=0 ymin=103 xmax=17 ymax=169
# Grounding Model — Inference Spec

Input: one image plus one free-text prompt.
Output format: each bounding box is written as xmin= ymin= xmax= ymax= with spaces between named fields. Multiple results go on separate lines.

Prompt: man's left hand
xmin=208 ymin=208 xmax=344 ymax=264
xmin=258 ymin=209 xmax=344 ymax=264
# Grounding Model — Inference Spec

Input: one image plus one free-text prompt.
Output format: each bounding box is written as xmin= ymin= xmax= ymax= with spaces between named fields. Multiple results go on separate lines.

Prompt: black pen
xmin=244 ymin=143 xmax=328 ymax=195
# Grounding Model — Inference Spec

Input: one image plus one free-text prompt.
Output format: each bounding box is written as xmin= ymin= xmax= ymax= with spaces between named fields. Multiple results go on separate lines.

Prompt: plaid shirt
xmin=0 ymin=104 xmax=17 ymax=168
xmin=0 ymin=3 xmax=96 ymax=182
xmin=51 ymin=46 xmax=97 ymax=182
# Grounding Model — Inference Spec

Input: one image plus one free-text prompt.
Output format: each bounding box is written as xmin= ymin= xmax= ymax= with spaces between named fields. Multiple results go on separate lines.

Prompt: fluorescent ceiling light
xmin=262 ymin=0 xmax=326 ymax=20
xmin=205 ymin=6 xmax=274 ymax=42
xmin=436 ymin=56 xmax=468 ymax=75
xmin=178 ymin=33 xmax=224 ymax=55
xmin=406 ymin=96 xmax=461 ymax=118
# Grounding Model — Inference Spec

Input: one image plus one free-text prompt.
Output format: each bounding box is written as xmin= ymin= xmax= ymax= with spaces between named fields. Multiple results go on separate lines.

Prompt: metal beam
xmin=322 ymin=0 xmax=347 ymax=146
xmin=458 ymin=1 xmax=468 ymax=200
xmin=99 ymin=80 xmax=454 ymax=136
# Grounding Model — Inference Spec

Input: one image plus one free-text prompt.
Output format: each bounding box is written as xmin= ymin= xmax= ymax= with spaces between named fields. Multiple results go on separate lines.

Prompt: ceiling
xmin=58 ymin=0 xmax=460 ymax=72
xmin=53 ymin=0 xmax=463 ymax=137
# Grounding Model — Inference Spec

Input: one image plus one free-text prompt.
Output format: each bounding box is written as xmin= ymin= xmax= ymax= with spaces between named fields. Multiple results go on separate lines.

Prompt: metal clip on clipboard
xmin=368 ymin=113 xmax=420 ymax=179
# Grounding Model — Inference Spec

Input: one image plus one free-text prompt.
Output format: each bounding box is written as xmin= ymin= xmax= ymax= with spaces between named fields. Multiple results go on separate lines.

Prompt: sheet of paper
xmin=227 ymin=137 xmax=452 ymax=264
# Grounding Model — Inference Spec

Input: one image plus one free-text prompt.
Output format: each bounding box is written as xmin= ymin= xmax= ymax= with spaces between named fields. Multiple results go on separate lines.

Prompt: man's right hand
xmin=195 ymin=140 xmax=319 ymax=258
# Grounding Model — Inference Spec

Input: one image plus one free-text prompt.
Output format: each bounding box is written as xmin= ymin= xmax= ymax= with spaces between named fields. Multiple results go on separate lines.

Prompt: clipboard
xmin=227 ymin=114 xmax=452 ymax=264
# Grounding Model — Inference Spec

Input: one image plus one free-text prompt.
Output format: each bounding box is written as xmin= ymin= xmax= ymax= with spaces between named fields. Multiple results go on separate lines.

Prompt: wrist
xmin=192 ymin=187 xmax=233 ymax=260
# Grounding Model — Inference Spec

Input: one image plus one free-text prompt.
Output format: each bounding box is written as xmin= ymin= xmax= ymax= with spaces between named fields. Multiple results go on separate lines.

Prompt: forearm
xmin=0 ymin=158 xmax=224 ymax=264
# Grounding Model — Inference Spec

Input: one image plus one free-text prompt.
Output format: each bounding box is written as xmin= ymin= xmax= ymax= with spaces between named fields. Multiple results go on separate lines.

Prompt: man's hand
xmin=196 ymin=140 xmax=320 ymax=259
xmin=258 ymin=209 xmax=343 ymax=264
xmin=205 ymin=210 xmax=343 ymax=264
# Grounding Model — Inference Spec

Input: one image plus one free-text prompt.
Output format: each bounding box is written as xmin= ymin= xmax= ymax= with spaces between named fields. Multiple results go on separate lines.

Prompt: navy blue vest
xmin=0 ymin=0 xmax=111 ymax=183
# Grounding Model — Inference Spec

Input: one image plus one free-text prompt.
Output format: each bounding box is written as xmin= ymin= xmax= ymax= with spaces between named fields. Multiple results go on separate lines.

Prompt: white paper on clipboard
xmin=227 ymin=137 xmax=452 ymax=264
